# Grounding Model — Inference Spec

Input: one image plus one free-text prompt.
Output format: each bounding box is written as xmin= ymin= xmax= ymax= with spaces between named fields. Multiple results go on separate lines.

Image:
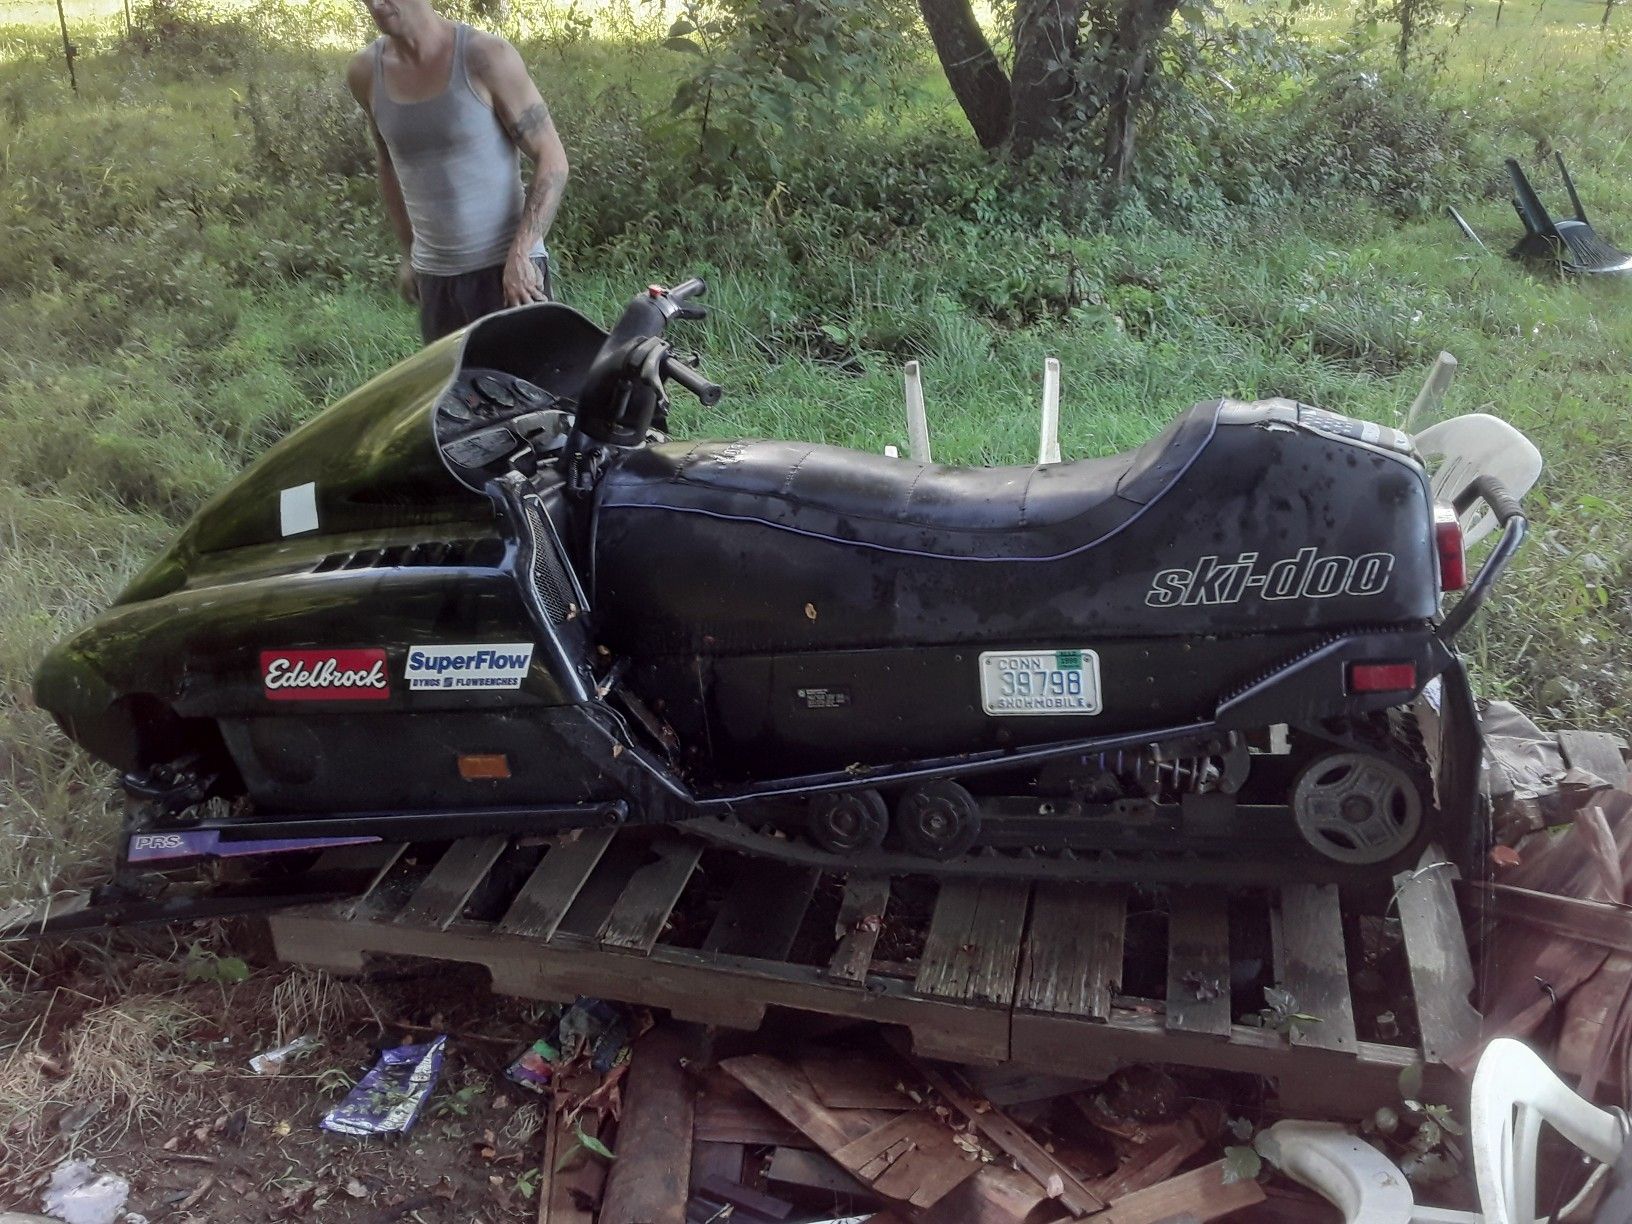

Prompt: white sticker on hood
xmin=405 ymin=643 xmax=535 ymax=691
xmin=280 ymin=482 xmax=319 ymax=537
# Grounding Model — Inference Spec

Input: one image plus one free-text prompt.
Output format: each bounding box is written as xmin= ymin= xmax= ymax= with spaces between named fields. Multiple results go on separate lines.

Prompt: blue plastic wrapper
xmin=320 ymin=1035 xmax=447 ymax=1137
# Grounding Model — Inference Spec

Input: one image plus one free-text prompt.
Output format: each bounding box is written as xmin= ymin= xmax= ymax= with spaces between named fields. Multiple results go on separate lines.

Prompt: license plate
xmin=979 ymin=650 xmax=1103 ymax=716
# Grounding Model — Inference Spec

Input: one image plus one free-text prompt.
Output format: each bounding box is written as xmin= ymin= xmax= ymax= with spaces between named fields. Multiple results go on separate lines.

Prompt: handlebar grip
xmin=668 ymin=278 xmax=707 ymax=301
xmin=1454 ymin=474 xmax=1525 ymax=525
xmin=661 ymin=355 xmax=723 ymax=407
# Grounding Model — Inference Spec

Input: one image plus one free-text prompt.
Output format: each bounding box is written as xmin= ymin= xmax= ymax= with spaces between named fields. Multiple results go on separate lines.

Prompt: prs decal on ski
xmin=261 ymin=649 xmax=390 ymax=700
xmin=1145 ymin=547 xmax=1395 ymax=608
xmin=980 ymin=650 xmax=1103 ymax=716
xmin=404 ymin=644 xmax=534 ymax=691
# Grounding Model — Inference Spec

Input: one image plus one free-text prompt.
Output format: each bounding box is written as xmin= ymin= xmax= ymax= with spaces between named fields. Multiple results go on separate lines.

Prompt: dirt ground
xmin=2 ymin=923 xmax=605 ymax=1222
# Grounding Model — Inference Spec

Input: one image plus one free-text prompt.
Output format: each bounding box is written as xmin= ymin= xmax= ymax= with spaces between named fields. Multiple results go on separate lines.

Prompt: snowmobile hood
xmin=115 ymin=336 xmax=477 ymax=606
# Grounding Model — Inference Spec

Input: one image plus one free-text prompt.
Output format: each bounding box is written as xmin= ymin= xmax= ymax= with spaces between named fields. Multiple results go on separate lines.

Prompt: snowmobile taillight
xmin=1435 ymin=505 xmax=1467 ymax=591
xmin=458 ymin=753 xmax=511 ymax=781
xmin=1347 ymin=662 xmax=1418 ymax=694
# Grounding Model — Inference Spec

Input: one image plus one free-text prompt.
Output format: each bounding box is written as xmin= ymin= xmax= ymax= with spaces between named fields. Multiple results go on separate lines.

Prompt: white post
xmin=1405 ymin=351 xmax=1458 ymax=431
xmin=1038 ymin=357 xmax=1061 ymax=465
xmin=904 ymin=361 xmax=932 ymax=463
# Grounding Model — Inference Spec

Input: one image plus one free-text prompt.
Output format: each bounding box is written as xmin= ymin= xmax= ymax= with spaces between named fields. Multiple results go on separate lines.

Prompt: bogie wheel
xmin=807 ymin=789 xmax=889 ymax=855
xmin=1291 ymin=751 xmax=1424 ymax=868
xmin=895 ymin=780 xmax=982 ymax=860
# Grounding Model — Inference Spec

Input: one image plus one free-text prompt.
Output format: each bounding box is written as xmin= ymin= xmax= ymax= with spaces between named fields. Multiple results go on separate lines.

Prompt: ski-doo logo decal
xmin=1145 ymin=548 xmax=1395 ymax=608
xmin=404 ymin=643 xmax=534 ymax=691
xmin=261 ymin=649 xmax=390 ymax=700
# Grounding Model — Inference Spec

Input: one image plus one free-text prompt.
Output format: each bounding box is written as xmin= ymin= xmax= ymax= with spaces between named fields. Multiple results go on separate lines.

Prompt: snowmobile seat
xmin=1506 ymin=155 xmax=1632 ymax=275
xmin=597 ymin=398 xmax=1220 ymax=564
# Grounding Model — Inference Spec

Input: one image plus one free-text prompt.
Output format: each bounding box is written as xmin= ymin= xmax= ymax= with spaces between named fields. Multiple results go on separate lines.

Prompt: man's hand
xmin=397 ymin=258 xmax=420 ymax=304
xmin=503 ymin=251 xmax=550 ymax=306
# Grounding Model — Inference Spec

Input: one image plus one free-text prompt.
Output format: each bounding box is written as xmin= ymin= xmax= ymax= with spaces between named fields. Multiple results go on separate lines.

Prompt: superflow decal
xmin=404 ymin=643 xmax=535 ymax=691
xmin=1145 ymin=548 xmax=1395 ymax=608
xmin=262 ymin=649 xmax=390 ymax=700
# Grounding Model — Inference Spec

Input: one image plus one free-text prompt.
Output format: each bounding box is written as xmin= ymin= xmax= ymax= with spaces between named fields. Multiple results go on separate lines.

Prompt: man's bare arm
xmin=506 ymin=100 xmax=569 ymax=252
xmin=470 ymin=35 xmax=569 ymax=304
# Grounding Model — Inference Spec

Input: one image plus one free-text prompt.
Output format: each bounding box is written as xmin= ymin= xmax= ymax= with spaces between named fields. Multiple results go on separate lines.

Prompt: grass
xmin=0 ymin=0 xmax=1629 ymax=911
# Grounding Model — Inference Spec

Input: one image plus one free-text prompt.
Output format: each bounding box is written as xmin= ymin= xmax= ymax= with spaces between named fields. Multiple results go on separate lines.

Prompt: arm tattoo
xmin=507 ymin=101 xmax=551 ymax=145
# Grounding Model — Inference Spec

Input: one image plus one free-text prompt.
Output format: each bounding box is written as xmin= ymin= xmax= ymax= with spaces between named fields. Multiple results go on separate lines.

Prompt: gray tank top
xmin=371 ymin=23 xmax=545 ymax=276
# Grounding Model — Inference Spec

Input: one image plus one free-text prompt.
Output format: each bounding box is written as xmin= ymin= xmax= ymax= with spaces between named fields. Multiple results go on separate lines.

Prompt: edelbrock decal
xmin=405 ymin=643 xmax=534 ymax=691
xmin=1145 ymin=547 xmax=1395 ymax=608
xmin=262 ymin=649 xmax=390 ymax=700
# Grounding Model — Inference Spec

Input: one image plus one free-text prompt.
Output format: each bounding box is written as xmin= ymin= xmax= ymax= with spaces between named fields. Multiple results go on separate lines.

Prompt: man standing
xmin=347 ymin=0 xmax=569 ymax=344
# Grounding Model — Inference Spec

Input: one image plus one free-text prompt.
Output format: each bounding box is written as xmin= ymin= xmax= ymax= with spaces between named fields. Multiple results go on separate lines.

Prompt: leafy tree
xmin=918 ymin=0 xmax=1185 ymax=181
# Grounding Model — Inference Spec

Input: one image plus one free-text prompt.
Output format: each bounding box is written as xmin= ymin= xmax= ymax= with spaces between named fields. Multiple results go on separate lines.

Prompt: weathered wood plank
xmin=1164 ymin=888 xmax=1231 ymax=1037
xmin=497 ymin=829 xmax=616 ymax=941
xmin=599 ymin=1026 xmax=694 ymax=1224
xmin=539 ymin=1107 xmax=605 ymax=1224
xmin=1015 ymin=882 xmax=1125 ymax=1019
xmin=1275 ymin=884 xmax=1358 ymax=1053
xmin=827 ymin=875 xmax=890 ymax=984
xmin=901 ymin=1050 xmax=1102 ymax=1216
xmin=1395 ymin=851 xmax=1482 ymax=1065
xmin=596 ymin=837 xmax=702 ymax=954
xmin=703 ymin=861 xmax=818 ymax=961
xmin=341 ymin=843 xmax=416 ymax=921
xmin=914 ymin=879 xmax=1031 ymax=1005
xmin=395 ymin=835 xmax=509 ymax=930
xmin=1559 ymin=729 xmax=1630 ymax=790
xmin=1093 ymin=1159 xmax=1266 ymax=1223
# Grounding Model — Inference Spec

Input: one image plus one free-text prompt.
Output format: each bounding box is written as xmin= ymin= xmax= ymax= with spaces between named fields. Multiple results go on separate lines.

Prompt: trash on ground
xmin=39 ymin=1159 xmax=129 ymax=1224
xmin=247 ymin=1034 xmax=321 ymax=1076
xmin=319 ymin=1035 xmax=447 ymax=1137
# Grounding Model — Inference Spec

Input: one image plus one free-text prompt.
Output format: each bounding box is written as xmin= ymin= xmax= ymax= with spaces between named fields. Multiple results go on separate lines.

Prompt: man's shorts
xmin=416 ymin=255 xmax=553 ymax=345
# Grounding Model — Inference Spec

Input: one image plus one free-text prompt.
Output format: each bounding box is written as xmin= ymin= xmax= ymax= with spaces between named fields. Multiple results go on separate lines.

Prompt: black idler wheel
xmin=895 ymin=780 xmax=982 ymax=860
xmin=807 ymin=789 xmax=889 ymax=855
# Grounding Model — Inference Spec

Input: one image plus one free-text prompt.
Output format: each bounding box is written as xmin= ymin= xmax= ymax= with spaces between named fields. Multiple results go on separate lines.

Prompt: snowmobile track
xmin=267 ymin=829 xmax=1478 ymax=1121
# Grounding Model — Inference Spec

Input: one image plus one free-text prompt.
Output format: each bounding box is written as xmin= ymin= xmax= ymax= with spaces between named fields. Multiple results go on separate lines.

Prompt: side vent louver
xmin=312 ymin=538 xmax=505 ymax=573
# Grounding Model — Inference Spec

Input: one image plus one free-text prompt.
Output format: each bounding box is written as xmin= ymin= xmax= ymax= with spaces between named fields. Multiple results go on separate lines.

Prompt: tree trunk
xmin=1100 ymin=0 xmax=1180 ymax=194
xmin=1009 ymin=0 xmax=1089 ymax=160
xmin=916 ymin=0 xmax=1013 ymax=149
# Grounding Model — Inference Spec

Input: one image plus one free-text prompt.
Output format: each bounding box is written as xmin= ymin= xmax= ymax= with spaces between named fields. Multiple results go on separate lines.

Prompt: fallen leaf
xmin=162 ymin=1136 xmax=180 ymax=1152
xmin=273 ymin=1119 xmax=292 ymax=1137
xmin=344 ymin=1179 xmax=368 ymax=1199
xmin=1046 ymin=1172 xmax=1065 ymax=1198
xmin=1490 ymin=845 xmax=1521 ymax=868
xmin=804 ymin=603 xmax=817 ymax=620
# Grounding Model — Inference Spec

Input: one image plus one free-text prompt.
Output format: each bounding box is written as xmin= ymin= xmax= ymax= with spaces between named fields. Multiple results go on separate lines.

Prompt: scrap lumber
xmin=1091 ymin=1159 xmax=1267 ymax=1223
xmin=721 ymin=1054 xmax=980 ymax=1210
xmin=600 ymin=1026 xmax=694 ymax=1224
xmin=916 ymin=1164 xmax=1054 ymax=1224
xmin=1557 ymin=729 xmax=1630 ymax=791
xmin=764 ymin=1147 xmax=879 ymax=1200
xmin=538 ymin=1107 xmax=605 ymax=1224
xmin=892 ymin=1045 xmax=1104 ymax=1216
xmin=831 ymin=1113 xmax=982 ymax=1208
xmin=695 ymin=1070 xmax=816 ymax=1148
xmin=1081 ymin=1101 xmax=1226 ymax=1200
xmin=798 ymin=1054 xmax=914 ymax=1110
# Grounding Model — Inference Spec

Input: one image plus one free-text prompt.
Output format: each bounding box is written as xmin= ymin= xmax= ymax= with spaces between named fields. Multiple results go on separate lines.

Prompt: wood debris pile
xmin=581 ymin=1023 xmax=1284 ymax=1224
xmin=1460 ymin=703 xmax=1632 ymax=1105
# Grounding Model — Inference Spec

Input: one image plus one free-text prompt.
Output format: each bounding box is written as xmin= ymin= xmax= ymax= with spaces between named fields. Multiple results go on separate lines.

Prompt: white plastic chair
xmin=1412 ymin=414 xmax=1543 ymax=545
xmin=1470 ymin=1036 xmax=1629 ymax=1224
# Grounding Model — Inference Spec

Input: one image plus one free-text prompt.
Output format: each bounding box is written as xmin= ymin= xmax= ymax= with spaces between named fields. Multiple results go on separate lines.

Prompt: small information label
xmin=796 ymin=687 xmax=851 ymax=710
xmin=979 ymin=649 xmax=1102 ymax=716
xmin=405 ymin=643 xmax=534 ymax=691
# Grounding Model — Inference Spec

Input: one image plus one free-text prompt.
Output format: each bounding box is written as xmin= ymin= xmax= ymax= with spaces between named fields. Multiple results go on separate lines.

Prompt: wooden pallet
xmin=268 ymin=830 xmax=1479 ymax=1120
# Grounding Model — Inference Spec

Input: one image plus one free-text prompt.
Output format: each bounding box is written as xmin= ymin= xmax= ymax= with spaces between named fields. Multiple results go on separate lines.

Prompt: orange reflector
xmin=1347 ymin=662 xmax=1418 ymax=694
xmin=458 ymin=753 xmax=511 ymax=781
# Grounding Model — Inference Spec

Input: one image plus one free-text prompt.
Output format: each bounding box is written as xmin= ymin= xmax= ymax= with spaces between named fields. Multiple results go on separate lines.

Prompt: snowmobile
xmin=33 ymin=277 xmax=1531 ymax=900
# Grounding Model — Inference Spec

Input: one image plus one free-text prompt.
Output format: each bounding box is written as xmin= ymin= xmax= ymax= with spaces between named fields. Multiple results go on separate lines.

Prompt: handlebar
xmin=1439 ymin=474 xmax=1528 ymax=642
xmin=661 ymin=355 xmax=722 ymax=406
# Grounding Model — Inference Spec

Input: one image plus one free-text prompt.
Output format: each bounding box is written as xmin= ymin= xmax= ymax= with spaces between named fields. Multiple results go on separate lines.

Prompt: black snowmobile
xmin=33 ymin=278 xmax=1528 ymax=896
